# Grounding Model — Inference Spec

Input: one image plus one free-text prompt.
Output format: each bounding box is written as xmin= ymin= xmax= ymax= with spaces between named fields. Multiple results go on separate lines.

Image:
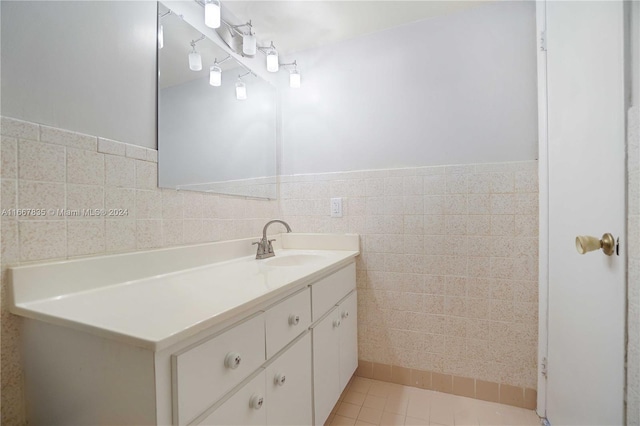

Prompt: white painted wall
xmin=0 ymin=1 xmax=157 ymax=148
xmin=279 ymin=1 xmax=538 ymax=175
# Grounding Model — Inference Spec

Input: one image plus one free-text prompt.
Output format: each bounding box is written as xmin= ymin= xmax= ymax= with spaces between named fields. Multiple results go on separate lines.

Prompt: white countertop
xmin=9 ymin=234 xmax=360 ymax=350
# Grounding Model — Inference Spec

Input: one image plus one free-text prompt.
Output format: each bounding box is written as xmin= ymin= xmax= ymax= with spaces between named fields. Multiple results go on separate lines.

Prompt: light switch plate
xmin=330 ymin=198 xmax=343 ymax=218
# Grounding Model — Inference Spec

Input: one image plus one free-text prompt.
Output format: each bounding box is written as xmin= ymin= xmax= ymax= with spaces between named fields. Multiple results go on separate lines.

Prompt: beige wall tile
xmin=476 ymin=380 xmax=500 ymax=403
xmin=136 ymin=219 xmax=162 ymax=249
xmin=1 ymin=219 xmax=20 ymax=265
xmin=136 ymin=190 xmax=161 ymax=219
xmin=1 ymin=117 xmax=39 ymax=140
xmin=41 ymin=125 xmax=97 ymax=150
xmin=67 ymin=220 xmax=105 ymax=256
xmin=1 ymin=136 xmax=18 ymax=178
xmin=373 ymin=362 xmax=392 ymax=382
xmin=19 ymin=221 xmax=66 ymax=261
xmin=105 ymin=155 xmax=135 ymax=188
xmin=2 ymin=179 xmax=17 ymax=213
xmin=67 ymin=148 xmax=104 ymax=185
xmin=357 ymin=360 xmax=374 ymax=379
xmin=66 ymin=184 xmax=104 ymax=219
xmin=499 ymin=384 xmax=524 ymax=408
xmin=18 ymin=181 xmax=65 ymax=218
xmin=135 ymin=160 xmax=157 ymax=190
xmin=97 ymin=137 xmax=126 ymax=156
xmin=125 ymin=144 xmax=147 ymax=160
xmin=18 ymin=140 xmax=66 ymax=182
xmin=452 ymin=376 xmax=475 ymax=398
xmin=431 ymin=372 xmax=453 ymax=393
xmin=105 ymin=188 xmax=135 ymax=218
xmin=105 ymin=220 xmax=136 ymax=252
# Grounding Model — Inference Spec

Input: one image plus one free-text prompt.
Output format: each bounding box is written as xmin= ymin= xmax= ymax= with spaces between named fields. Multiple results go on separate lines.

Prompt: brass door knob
xmin=575 ymin=233 xmax=616 ymax=256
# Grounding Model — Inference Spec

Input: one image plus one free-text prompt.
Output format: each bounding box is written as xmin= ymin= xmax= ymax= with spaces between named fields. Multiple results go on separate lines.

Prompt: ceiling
xmin=221 ymin=1 xmax=491 ymax=55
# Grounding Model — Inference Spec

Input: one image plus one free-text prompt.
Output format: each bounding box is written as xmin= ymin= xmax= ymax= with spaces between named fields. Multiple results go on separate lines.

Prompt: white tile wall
xmin=277 ymin=162 xmax=539 ymax=390
xmin=0 ymin=116 xmax=539 ymax=424
xmin=627 ymin=106 xmax=640 ymax=425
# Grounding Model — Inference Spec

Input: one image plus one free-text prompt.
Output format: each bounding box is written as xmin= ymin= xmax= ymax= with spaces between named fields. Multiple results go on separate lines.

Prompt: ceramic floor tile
xmin=332 ymin=415 xmax=357 ymax=426
xmin=364 ymin=394 xmax=388 ymax=409
xmin=359 ymin=406 xmax=385 ymax=424
xmin=344 ymin=391 xmax=368 ymax=406
xmin=381 ymin=411 xmax=406 ymax=425
xmin=330 ymin=379 xmax=539 ymax=426
xmin=338 ymin=402 xmax=363 ymax=419
xmin=356 ymin=420 xmax=378 ymax=426
xmin=369 ymin=382 xmax=393 ymax=398
xmin=407 ymin=395 xmax=431 ymax=420
xmin=385 ymin=394 xmax=410 ymax=415
xmin=405 ymin=416 xmax=429 ymax=426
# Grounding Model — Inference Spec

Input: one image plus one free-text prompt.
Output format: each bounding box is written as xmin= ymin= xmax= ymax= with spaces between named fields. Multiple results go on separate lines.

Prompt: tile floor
xmin=326 ymin=377 xmax=541 ymax=426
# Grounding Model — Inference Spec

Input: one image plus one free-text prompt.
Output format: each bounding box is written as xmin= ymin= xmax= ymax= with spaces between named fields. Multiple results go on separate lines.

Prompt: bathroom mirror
xmin=157 ymin=3 xmax=277 ymax=199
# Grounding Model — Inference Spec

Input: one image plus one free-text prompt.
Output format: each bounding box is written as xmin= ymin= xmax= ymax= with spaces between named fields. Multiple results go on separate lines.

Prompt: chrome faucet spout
xmin=254 ymin=220 xmax=292 ymax=260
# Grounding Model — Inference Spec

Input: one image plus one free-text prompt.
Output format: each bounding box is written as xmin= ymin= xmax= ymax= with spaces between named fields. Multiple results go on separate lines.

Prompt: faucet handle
xmin=252 ymin=241 xmax=261 ymax=246
xmin=268 ymin=239 xmax=276 ymax=243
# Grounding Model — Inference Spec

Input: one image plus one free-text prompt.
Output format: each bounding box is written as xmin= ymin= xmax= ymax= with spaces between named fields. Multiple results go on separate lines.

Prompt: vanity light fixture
xmin=209 ymin=55 xmax=231 ymax=87
xmin=235 ymin=68 xmax=256 ymax=100
xmin=235 ymin=79 xmax=247 ymax=100
xmin=204 ymin=0 xmax=221 ymax=29
xmin=243 ymin=31 xmax=257 ymax=56
xmin=280 ymin=60 xmax=301 ymax=88
xmin=158 ymin=10 xmax=171 ymax=49
xmin=188 ymin=35 xmax=206 ymax=71
xmin=258 ymin=42 xmax=279 ymax=72
xmin=289 ymin=69 xmax=301 ymax=88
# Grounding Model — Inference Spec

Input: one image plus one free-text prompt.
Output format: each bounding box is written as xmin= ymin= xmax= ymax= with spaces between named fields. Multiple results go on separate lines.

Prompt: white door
xmin=543 ymin=1 xmax=626 ymax=424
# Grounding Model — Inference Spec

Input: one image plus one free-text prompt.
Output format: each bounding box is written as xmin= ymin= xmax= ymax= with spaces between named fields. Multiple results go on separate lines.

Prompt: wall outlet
xmin=330 ymin=198 xmax=343 ymax=218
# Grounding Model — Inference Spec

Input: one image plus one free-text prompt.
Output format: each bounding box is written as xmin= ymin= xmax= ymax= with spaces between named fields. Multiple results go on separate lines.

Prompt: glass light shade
xmin=290 ymin=70 xmax=301 ymax=88
xmin=243 ymin=33 xmax=256 ymax=56
xmin=158 ymin=24 xmax=164 ymax=49
xmin=235 ymin=81 xmax=247 ymax=100
xmin=189 ymin=51 xmax=202 ymax=71
xmin=204 ymin=1 xmax=220 ymax=29
xmin=266 ymin=51 xmax=279 ymax=72
xmin=209 ymin=65 xmax=222 ymax=86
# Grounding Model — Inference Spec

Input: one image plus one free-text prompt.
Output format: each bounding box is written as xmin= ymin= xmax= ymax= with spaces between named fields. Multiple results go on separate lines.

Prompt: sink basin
xmin=264 ymin=254 xmax=325 ymax=267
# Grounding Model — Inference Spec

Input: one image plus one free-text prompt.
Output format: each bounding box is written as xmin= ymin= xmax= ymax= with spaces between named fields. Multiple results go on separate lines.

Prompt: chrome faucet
xmin=253 ymin=220 xmax=292 ymax=259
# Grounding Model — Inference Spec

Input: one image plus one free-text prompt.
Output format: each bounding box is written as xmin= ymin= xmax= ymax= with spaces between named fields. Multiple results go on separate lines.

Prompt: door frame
xmin=535 ymin=0 xmax=549 ymax=418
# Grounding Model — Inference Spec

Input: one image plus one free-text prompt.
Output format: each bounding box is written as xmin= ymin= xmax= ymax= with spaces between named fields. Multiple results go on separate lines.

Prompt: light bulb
xmin=235 ymin=81 xmax=247 ymax=100
xmin=158 ymin=24 xmax=164 ymax=49
xmin=189 ymin=50 xmax=202 ymax=71
xmin=204 ymin=0 xmax=220 ymax=29
xmin=266 ymin=51 xmax=279 ymax=72
xmin=209 ymin=65 xmax=222 ymax=86
xmin=243 ymin=33 xmax=256 ymax=56
xmin=290 ymin=70 xmax=301 ymax=88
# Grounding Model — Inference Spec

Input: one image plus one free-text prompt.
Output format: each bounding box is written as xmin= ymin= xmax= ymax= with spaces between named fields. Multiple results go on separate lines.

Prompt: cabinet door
xmin=198 ymin=370 xmax=266 ymax=426
xmin=312 ymin=306 xmax=341 ymax=426
xmin=338 ymin=291 xmax=358 ymax=390
xmin=265 ymin=333 xmax=312 ymax=426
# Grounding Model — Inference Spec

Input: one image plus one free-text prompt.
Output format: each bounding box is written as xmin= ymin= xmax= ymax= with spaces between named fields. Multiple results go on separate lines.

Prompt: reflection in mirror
xmin=157 ymin=2 xmax=277 ymax=199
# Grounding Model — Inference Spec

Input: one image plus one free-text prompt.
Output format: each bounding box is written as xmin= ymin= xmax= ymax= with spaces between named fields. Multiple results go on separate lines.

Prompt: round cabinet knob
xmin=341 ymin=311 xmax=349 ymax=319
xmin=288 ymin=314 xmax=300 ymax=326
xmin=250 ymin=394 xmax=264 ymax=410
xmin=333 ymin=318 xmax=341 ymax=328
xmin=224 ymin=352 xmax=242 ymax=369
xmin=274 ymin=373 xmax=286 ymax=386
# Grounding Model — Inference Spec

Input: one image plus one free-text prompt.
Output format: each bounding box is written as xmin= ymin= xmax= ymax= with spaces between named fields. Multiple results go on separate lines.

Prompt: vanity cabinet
xmin=14 ymin=242 xmax=359 ymax=426
xmin=312 ymin=291 xmax=358 ymax=426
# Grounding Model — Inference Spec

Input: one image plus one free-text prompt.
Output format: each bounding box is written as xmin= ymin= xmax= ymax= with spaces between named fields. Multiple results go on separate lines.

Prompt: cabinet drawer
xmin=265 ymin=288 xmax=311 ymax=358
xmin=266 ymin=334 xmax=312 ymax=426
xmin=198 ymin=370 xmax=267 ymax=426
xmin=173 ymin=314 xmax=266 ymax=425
xmin=311 ymin=263 xmax=356 ymax=321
